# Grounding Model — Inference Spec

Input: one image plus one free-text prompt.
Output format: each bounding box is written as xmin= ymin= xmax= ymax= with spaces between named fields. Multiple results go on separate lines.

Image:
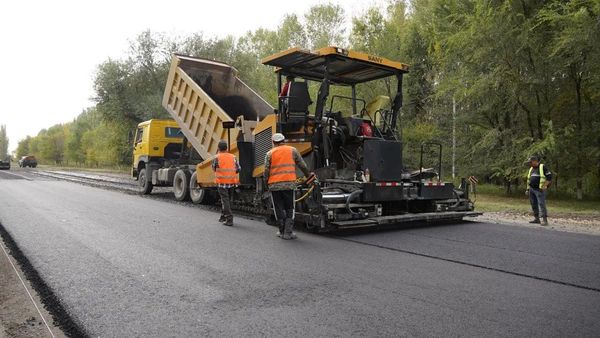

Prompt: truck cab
xmin=132 ymin=119 xmax=204 ymax=201
xmin=132 ymin=119 xmax=184 ymax=179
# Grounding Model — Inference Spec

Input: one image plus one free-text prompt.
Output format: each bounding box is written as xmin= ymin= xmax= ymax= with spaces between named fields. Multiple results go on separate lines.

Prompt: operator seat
xmin=286 ymin=81 xmax=311 ymax=122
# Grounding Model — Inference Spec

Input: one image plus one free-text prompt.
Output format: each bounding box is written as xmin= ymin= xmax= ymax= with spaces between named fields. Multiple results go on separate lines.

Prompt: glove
xmin=525 ymin=189 xmax=530 ymax=196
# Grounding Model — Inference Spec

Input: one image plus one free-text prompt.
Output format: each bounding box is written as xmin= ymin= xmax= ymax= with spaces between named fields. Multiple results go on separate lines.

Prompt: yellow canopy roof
xmin=262 ymin=46 xmax=409 ymax=85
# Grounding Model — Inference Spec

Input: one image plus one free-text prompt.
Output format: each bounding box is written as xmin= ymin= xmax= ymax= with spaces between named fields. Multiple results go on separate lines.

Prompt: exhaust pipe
xmin=345 ymin=189 xmax=363 ymax=215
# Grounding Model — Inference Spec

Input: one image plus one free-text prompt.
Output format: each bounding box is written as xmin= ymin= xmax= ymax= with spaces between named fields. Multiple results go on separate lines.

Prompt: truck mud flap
xmin=330 ymin=211 xmax=482 ymax=229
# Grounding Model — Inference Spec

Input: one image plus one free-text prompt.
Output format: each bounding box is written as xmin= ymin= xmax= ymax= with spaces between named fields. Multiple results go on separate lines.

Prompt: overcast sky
xmin=0 ymin=0 xmax=385 ymax=153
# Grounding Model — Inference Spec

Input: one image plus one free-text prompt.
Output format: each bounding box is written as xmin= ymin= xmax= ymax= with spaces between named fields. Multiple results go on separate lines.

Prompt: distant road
xmin=1 ymin=168 xmax=599 ymax=337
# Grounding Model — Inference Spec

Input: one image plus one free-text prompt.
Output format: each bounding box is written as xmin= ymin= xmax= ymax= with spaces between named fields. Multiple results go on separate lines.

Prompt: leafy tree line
xmin=16 ymin=1 xmax=600 ymax=198
xmin=0 ymin=125 xmax=8 ymax=160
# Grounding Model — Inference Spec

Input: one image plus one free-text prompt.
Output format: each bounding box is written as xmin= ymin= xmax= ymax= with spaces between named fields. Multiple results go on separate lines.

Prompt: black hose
xmin=346 ymin=189 xmax=363 ymax=215
xmin=451 ymin=189 xmax=462 ymax=208
xmin=322 ymin=187 xmax=350 ymax=193
xmin=332 ymin=126 xmax=346 ymax=145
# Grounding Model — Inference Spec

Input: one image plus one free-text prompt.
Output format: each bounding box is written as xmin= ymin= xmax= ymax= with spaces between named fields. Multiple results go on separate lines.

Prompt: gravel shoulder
xmin=474 ymin=211 xmax=600 ymax=235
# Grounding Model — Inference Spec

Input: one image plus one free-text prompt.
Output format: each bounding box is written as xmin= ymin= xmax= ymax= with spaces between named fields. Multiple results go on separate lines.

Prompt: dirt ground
xmin=0 ymin=240 xmax=64 ymax=338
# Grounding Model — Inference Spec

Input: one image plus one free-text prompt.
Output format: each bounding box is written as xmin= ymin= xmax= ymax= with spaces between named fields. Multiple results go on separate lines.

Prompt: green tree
xmin=66 ymin=109 xmax=95 ymax=165
xmin=279 ymin=14 xmax=308 ymax=48
xmin=537 ymin=0 xmax=600 ymax=198
xmin=304 ymin=3 xmax=346 ymax=49
xmin=0 ymin=125 xmax=8 ymax=159
xmin=94 ymin=31 xmax=172 ymax=127
xmin=16 ymin=136 xmax=31 ymax=159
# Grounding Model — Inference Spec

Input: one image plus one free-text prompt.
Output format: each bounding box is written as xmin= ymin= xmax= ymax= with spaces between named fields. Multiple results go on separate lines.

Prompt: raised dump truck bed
xmin=162 ymin=54 xmax=273 ymax=160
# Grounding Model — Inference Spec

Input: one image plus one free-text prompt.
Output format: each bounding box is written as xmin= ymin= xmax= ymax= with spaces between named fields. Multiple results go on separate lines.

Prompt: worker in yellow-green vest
xmin=525 ymin=156 xmax=552 ymax=226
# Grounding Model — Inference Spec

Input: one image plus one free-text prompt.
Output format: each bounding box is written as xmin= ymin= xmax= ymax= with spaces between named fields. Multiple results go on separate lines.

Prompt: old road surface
xmin=1 ymin=168 xmax=599 ymax=337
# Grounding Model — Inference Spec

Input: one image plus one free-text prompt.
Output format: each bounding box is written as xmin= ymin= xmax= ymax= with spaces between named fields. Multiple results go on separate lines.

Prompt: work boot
xmin=282 ymin=218 xmax=297 ymax=240
xmin=540 ymin=217 xmax=548 ymax=226
xmin=218 ymin=214 xmax=226 ymax=223
xmin=223 ymin=216 xmax=233 ymax=226
xmin=276 ymin=220 xmax=284 ymax=237
xmin=529 ymin=217 xmax=540 ymax=224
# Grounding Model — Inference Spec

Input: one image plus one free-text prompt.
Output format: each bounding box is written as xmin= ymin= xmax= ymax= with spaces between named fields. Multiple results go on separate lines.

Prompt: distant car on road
xmin=0 ymin=157 xmax=10 ymax=170
xmin=18 ymin=155 xmax=37 ymax=168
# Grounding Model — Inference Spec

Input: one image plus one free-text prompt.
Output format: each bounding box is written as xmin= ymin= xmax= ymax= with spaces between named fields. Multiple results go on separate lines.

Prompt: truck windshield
xmin=165 ymin=127 xmax=183 ymax=138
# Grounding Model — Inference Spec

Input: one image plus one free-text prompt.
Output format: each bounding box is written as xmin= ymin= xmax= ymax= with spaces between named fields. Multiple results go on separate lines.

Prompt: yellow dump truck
xmin=134 ymin=49 xmax=479 ymax=231
xmin=132 ymin=55 xmax=272 ymax=202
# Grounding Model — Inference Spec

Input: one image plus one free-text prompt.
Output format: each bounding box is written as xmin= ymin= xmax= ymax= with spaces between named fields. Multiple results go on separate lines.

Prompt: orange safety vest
xmin=268 ymin=145 xmax=297 ymax=184
xmin=214 ymin=152 xmax=239 ymax=185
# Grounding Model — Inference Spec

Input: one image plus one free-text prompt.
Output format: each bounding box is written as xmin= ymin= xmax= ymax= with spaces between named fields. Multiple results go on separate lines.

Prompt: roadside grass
xmin=474 ymin=184 xmax=600 ymax=216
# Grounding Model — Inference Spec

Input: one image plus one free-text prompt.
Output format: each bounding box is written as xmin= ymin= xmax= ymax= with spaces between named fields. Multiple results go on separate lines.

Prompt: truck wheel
xmin=138 ymin=168 xmax=153 ymax=194
xmin=173 ymin=169 xmax=191 ymax=201
xmin=189 ymin=172 xmax=213 ymax=204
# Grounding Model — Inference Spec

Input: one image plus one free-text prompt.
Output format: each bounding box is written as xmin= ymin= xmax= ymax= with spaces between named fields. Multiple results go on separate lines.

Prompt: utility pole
xmin=452 ymin=97 xmax=456 ymax=180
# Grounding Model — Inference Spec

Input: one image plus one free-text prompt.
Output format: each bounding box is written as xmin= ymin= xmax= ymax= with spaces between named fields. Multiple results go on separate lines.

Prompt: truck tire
xmin=189 ymin=172 xmax=213 ymax=204
xmin=138 ymin=168 xmax=153 ymax=194
xmin=173 ymin=169 xmax=191 ymax=201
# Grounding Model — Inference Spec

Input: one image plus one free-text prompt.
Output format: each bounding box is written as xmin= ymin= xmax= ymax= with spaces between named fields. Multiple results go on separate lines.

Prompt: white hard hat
xmin=272 ymin=133 xmax=285 ymax=143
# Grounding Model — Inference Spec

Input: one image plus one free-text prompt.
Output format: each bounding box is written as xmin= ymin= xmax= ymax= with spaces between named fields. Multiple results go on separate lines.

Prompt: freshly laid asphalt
xmin=1 ymin=168 xmax=599 ymax=337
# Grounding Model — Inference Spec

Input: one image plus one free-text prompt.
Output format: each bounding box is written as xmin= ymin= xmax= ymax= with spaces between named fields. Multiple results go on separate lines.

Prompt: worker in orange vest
xmin=212 ymin=140 xmax=240 ymax=226
xmin=264 ymin=133 xmax=311 ymax=239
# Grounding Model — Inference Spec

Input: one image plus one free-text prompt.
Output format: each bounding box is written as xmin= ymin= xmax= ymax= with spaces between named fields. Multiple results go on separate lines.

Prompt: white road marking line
xmin=0 ymin=170 xmax=33 ymax=180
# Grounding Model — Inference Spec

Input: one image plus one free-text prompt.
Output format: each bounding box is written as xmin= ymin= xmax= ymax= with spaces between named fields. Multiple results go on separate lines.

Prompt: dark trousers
xmin=529 ymin=188 xmax=548 ymax=218
xmin=271 ymin=190 xmax=295 ymax=226
xmin=218 ymin=187 xmax=233 ymax=218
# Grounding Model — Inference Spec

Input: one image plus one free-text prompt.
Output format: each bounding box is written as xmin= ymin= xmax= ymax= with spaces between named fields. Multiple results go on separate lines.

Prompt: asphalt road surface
xmin=1 ymin=168 xmax=599 ymax=337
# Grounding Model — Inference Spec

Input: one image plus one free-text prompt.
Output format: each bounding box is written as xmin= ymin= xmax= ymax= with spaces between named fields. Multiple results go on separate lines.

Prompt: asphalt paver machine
xmin=161 ymin=47 xmax=480 ymax=231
